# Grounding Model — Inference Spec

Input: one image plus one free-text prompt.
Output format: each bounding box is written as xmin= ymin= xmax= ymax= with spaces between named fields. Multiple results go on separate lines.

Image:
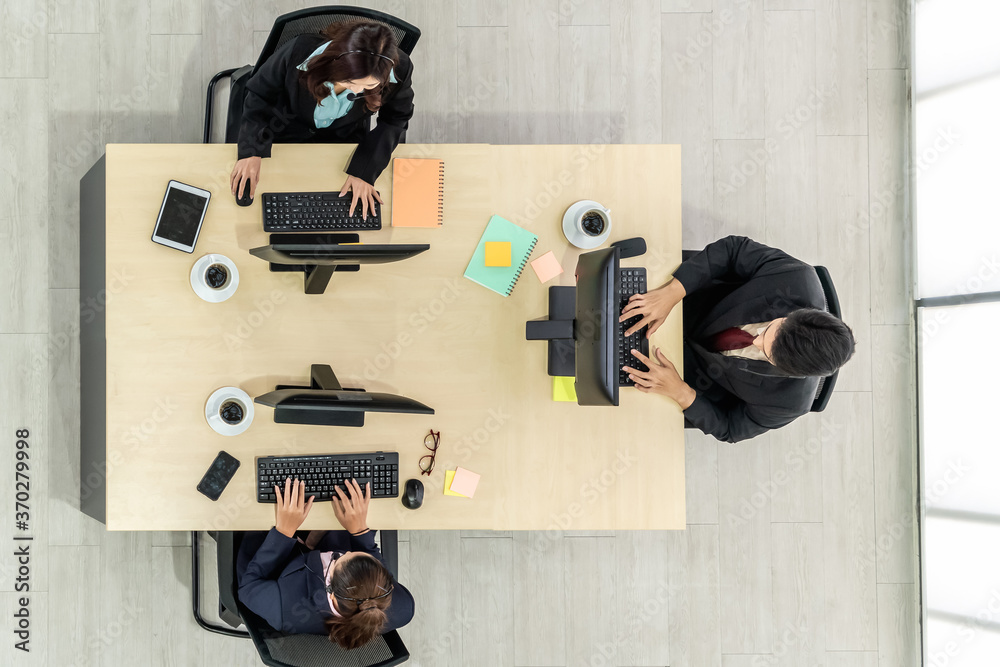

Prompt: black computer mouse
xmin=236 ymin=179 xmax=253 ymax=207
xmin=401 ymin=478 xmax=424 ymax=510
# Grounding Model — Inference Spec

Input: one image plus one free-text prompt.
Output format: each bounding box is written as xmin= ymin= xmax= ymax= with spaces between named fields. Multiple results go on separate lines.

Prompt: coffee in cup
xmin=581 ymin=210 xmax=607 ymax=237
xmin=219 ymin=400 xmax=245 ymax=425
xmin=206 ymin=264 xmax=229 ymax=289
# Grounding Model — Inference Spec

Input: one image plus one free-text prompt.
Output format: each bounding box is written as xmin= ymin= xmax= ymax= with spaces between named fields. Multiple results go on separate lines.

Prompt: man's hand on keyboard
xmin=333 ymin=478 xmax=371 ymax=535
xmin=620 ymin=278 xmax=686 ymax=337
xmin=623 ymin=347 xmax=696 ymax=409
xmin=274 ymin=477 xmax=315 ymax=538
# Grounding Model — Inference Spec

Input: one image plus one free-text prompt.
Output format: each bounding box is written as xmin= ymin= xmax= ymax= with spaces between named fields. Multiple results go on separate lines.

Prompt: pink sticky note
xmin=531 ymin=251 xmax=564 ymax=283
xmin=448 ymin=467 xmax=481 ymax=498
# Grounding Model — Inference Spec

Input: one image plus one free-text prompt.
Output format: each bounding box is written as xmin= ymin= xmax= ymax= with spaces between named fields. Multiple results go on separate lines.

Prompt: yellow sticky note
xmin=444 ymin=470 xmax=467 ymax=497
xmin=553 ymin=376 xmax=577 ymax=402
xmin=484 ymin=241 xmax=511 ymax=267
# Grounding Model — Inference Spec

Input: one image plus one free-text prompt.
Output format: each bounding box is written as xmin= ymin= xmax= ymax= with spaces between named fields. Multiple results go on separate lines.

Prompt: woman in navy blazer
xmin=237 ymin=478 xmax=414 ymax=648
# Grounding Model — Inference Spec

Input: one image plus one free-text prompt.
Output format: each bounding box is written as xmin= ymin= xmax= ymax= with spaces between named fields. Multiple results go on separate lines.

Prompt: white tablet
xmin=151 ymin=180 xmax=212 ymax=253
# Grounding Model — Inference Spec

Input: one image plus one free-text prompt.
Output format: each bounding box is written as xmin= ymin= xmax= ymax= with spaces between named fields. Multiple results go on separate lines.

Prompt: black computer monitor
xmin=249 ymin=233 xmax=430 ymax=294
xmin=574 ymin=247 xmax=620 ymax=407
xmin=254 ymin=364 xmax=434 ymax=427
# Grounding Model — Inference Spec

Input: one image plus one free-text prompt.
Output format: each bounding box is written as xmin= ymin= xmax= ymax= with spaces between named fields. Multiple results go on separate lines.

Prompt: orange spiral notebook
xmin=390 ymin=158 xmax=445 ymax=227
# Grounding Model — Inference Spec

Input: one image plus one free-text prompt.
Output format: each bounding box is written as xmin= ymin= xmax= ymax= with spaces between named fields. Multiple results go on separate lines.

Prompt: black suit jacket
xmin=672 ymin=236 xmax=825 ymax=443
xmin=236 ymin=528 xmax=415 ymax=636
xmin=237 ymin=34 xmax=415 ymax=184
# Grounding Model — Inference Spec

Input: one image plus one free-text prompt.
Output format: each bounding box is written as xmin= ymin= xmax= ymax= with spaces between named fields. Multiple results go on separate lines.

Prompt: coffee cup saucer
xmin=205 ymin=387 xmax=254 ymax=436
xmin=563 ymin=200 xmax=612 ymax=249
xmin=191 ymin=254 xmax=240 ymax=303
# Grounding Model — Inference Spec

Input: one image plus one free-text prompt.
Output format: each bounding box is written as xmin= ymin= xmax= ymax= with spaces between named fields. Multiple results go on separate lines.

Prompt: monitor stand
xmin=525 ymin=286 xmax=576 ymax=377
xmin=266 ymin=233 xmax=362 ymax=295
xmin=273 ymin=364 xmax=367 ymax=427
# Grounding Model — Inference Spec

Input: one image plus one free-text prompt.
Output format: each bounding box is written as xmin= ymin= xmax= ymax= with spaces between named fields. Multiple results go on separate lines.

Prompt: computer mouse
xmin=401 ymin=478 xmax=423 ymax=510
xmin=236 ymin=179 xmax=253 ymax=207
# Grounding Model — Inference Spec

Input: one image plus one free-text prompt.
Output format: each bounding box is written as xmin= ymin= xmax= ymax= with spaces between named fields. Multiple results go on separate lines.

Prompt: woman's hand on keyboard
xmin=332 ymin=478 xmax=371 ymax=535
xmin=339 ymin=175 xmax=383 ymax=219
xmin=274 ymin=477 xmax=314 ymax=538
xmin=620 ymin=278 xmax=686 ymax=338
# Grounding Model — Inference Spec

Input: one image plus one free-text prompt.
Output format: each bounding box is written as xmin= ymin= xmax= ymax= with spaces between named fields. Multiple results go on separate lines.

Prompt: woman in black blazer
xmin=230 ymin=20 xmax=414 ymax=218
xmin=237 ymin=478 xmax=415 ymax=649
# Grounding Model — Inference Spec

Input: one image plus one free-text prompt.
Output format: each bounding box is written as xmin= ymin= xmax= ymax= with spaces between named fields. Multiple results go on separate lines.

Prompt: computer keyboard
xmin=618 ymin=267 xmax=650 ymax=387
xmin=262 ymin=192 xmax=382 ymax=232
xmin=256 ymin=452 xmax=399 ymax=503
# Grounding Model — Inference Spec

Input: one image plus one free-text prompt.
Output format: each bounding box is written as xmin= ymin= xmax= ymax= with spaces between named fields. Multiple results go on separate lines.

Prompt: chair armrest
xmin=378 ymin=530 xmax=399 ymax=578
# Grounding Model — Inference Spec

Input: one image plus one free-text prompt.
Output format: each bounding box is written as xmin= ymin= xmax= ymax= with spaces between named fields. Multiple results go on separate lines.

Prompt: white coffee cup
xmin=563 ymin=200 xmax=613 ymax=249
xmin=205 ymin=387 xmax=254 ymax=436
xmin=191 ymin=254 xmax=240 ymax=303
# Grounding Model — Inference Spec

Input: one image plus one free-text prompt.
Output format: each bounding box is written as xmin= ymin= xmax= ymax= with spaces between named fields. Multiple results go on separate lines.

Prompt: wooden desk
xmin=80 ymin=143 xmax=684 ymax=531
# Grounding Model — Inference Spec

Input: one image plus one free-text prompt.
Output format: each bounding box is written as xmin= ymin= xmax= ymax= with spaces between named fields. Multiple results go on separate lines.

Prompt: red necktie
xmin=704 ymin=327 xmax=756 ymax=352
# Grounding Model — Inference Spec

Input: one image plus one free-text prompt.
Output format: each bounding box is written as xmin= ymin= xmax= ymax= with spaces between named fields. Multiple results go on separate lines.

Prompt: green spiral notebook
xmin=463 ymin=215 xmax=538 ymax=297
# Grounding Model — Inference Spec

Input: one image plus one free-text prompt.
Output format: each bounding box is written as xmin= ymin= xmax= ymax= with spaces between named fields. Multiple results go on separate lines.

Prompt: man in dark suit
xmin=621 ymin=236 xmax=855 ymax=443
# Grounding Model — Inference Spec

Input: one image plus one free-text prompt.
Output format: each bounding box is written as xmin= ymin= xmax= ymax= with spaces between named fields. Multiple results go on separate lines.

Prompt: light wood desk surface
xmin=101 ymin=143 xmax=684 ymax=531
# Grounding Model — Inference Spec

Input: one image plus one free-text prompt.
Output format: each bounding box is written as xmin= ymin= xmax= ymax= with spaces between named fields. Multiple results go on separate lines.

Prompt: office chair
xmin=809 ymin=265 xmax=840 ymax=413
xmin=204 ymin=6 xmax=421 ymax=144
xmin=192 ymin=530 xmax=409 ymax=666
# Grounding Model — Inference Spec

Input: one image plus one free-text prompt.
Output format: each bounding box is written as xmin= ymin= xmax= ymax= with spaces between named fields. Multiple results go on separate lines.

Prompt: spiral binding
xmin=505 ymin=237 xmax=538 ymax=296
xmin=436 ymin=162 xmax=445 ymax=226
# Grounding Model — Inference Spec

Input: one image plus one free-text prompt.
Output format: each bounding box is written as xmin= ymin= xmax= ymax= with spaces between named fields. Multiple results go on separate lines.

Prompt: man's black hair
xmin=770 ymin=309 xmax=855 ymax=377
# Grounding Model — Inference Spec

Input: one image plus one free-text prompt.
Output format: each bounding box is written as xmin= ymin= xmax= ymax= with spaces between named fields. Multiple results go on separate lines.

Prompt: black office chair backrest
xmin=810 ymin=265 xmax=840 ymax=413
xmin=224 ymin=532 xmax=409 ymax=667
xmin=252 ymin=5 xmax=421 ymax=77
xmin=238 ymin=603 xmax=409 ymax=667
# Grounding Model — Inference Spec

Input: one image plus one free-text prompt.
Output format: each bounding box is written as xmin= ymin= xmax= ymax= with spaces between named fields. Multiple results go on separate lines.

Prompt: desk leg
xmin=80 ymin=155 xmax=107 ymax=524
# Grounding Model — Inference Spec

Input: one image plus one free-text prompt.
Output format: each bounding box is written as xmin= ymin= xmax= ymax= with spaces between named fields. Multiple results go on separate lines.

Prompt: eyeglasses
xmin=419 ymin=430 xmax=440 ymax=476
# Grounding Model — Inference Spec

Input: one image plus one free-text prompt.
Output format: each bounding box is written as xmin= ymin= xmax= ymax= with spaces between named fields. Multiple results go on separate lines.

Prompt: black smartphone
xmin=197 ymin=451 xmax=241 ymax=501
